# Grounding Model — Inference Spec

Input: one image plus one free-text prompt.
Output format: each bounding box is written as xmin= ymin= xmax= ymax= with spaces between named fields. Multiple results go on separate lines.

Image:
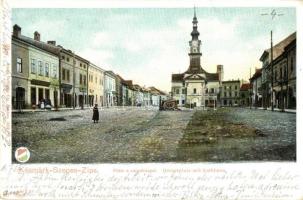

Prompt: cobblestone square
xmin=12 ymin=107 xmax=296 ymax=163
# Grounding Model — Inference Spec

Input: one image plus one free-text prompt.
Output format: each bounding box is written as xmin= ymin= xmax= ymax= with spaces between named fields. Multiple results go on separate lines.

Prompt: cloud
xmin=24 ymin=19 xmax=66 ymax=42
xmin=78 ymin=48 xmax=114 ymax=70
xmin=70 ymin=10 xmax=295 ymax=92
xmin=91 ymin=32 xmax=112 ymax=48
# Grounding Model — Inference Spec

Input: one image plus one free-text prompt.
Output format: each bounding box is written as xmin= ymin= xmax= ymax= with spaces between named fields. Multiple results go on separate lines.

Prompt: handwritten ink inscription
xmin=1 ymin=166 xmax=300 ymax=200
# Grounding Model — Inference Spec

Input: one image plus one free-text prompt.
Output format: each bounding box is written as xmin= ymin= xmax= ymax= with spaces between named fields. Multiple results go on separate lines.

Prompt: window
xmin=284 ymin=66 xmax=287 ymax=79
xmin=17 ymin=57 xmax=22 ymax=73
xmin=224 ymin=86 xmax=226 ymax=90
xmin=206 ymin=88 xmax=208 ymax=93
xmin=45 ymin=63 xmax=49 ymax=77
xmin=235 ymin=85 xmax=237 ymax=90
xmin=182 ymin=89 xmax=185 ymax=94
xmin=211 ymin=88 xmax=214 ymax=93
xmin=67 ymin=57 xmax=70 ymax=62
xmin=62 ymin=69 xmax=66 ymax=80
xmin=176 ymin=88 xmax=179 ymax=95
xmin=52 ymin=64 xmax=57 ymax=79
xmin=67 ymin=70 xmax=70 ymax=82
xmin=229 ymin=92 xmax=232 ymax=97
xmin=31 ymin=59 xmax=36 ymax=74
xmin=80 ymin=74 xmax=82 ymax=84
xmin=38 ymin=61 xmax=43 ymax=76
xmin=182 ymin=100 xmax=185 ymax=104
xmin=83 ymin=75 xmax=86 ymax=85
xmin=80 ymin=63 xmax=82 ymax=67
xmin=290 ymin=57 xmax=294 ymax=72
xmin=193 ymin=88 xmax=196 ymax=94
xmin=280 ymin=67 xmax=282 ymax=79
xmin=62 ymin=55 xmax=65 ymax=60
xmin=224 ymin=92 xmax=226 ymax=97
xmin=235 ymin=92 xmax=238 ymax=97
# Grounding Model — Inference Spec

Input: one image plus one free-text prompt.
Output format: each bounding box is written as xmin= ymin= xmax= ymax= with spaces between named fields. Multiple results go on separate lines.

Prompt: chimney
xmin=47 ymin=41 xmax=56 ymax=46
xmin=13 ymin=24 xmax=21 ymax=37
xmin=217 ymin=65 xmax=224 ymax=83
xmin=34 ymin=31 xmax=40 ymax=41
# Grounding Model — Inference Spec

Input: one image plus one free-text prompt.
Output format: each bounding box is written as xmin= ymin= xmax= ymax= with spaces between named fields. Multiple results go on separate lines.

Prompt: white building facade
xmin=104 ymin=71 xmax=116 ymax=107
xmin=171 ymin=11 xmax=223 ymax=108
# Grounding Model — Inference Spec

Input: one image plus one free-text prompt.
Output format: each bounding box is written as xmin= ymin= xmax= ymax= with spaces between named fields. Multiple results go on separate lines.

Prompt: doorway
xmin=16 ymin=87 xmax=25 ymax=109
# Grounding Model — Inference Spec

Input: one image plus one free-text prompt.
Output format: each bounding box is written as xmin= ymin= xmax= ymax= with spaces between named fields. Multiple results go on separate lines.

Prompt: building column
xmin=35 ymin=86 xmax=39 ymax=105
xmin=62 ymin=90 xmax=65 ymax=106
xmin=27 ymin=83 xmax=31 ymax=107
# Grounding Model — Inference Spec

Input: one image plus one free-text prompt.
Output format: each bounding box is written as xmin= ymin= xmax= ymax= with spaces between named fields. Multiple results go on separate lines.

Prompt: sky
xmin=12 ymin=7 xmax=296 ymax=92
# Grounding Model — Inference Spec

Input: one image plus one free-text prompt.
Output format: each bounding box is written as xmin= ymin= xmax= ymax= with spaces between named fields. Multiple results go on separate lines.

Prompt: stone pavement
xmin=12 ymin=107 xmax=296 ymax=163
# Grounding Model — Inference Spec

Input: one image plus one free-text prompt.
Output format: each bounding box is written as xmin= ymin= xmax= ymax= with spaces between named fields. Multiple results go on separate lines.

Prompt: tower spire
xmin=191 ymin=6 xmax=199 ymax=39
xmin=188 ymin=6 xmax=202 ymax=72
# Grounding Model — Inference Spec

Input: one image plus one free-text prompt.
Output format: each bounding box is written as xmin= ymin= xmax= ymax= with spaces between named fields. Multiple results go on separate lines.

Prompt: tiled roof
xmin=184 ymin=66 xmax=206 ymax=74
xmin=172 ymin=73 xmax=184 ymax=82
xmin=13 ymin=35 xmax=61 ymax=55
xmin=123 ymin=80 xmax=133 ymax=86
xmin=260 ymin=32 xmax=296 ymax=62
xmin=172 ymin=71 xmax=219 ymax=82
xmin=240 ymin=83 xmax=252 ymax=91
xmin=148 ymin=86 xmax=167 ymax=95
xmin=105 ymin=70 xmax=116 ymax=78
xmin=132 ymin=84 xmax=143 ymax=91
xmin=250 ymin=68 xmax=262 ymax=80
xmin=222 ymin=80 xmax=240 ymax=83
xmin=206 ymin=72 xmax=219 ymax=81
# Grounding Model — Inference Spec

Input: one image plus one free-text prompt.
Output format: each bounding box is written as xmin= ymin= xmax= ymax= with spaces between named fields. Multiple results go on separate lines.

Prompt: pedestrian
xmin=92 ymin=104 xmax=99 ymax=123
xmin=40 ymin=99 xmax=45 ymax=109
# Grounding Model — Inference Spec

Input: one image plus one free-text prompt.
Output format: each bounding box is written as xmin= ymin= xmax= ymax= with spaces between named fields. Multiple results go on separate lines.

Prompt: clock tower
xmin=171 ymin=7 xmax=222 ymax=108
xmin=188 ymin=8 xmax=202 ymax=73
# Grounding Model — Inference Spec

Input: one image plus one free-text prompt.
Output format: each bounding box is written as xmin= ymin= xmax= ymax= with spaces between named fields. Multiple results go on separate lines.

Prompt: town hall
xmin=171 ymin=9 xmax=223 ymax=108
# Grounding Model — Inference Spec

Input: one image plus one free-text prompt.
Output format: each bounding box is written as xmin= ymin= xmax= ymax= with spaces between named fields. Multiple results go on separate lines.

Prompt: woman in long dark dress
xmin=92 ymin=104 xmax=99 ymax=123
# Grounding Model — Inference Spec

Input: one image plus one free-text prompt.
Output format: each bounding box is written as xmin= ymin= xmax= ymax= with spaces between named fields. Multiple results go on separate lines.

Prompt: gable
xmin=184 ymin=73 xmax=205 ymax=80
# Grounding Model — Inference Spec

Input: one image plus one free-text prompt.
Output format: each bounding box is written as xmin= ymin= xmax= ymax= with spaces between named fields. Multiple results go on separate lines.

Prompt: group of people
xmin=38 ymin=98 xmax=52 ymax=109
xmin=37 ymin=99 xmax=99 ymax=123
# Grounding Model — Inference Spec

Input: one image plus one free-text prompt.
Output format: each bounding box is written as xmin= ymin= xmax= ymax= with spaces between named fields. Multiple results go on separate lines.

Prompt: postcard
xmin=0 ymin=0 xmax=302 ymax=199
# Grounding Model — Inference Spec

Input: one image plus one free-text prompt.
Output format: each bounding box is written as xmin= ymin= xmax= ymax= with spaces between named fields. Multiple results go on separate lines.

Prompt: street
xmin=12 ymin=107 xmax=296 ymax=163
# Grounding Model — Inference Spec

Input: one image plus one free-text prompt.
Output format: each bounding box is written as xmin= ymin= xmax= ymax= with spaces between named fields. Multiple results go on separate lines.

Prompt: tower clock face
xmin=192 ymin=41 xmax=198 ymax=47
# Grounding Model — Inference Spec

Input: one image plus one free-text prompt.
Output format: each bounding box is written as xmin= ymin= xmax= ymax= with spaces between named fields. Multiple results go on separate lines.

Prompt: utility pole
xmin=249 ymin=67 xmax=252 ymax=109
xmin=270 ymin=30 xmax=274 ymax=111
xmin=72 ymin=51 xmax=75 ymax=109
xmin=261 ymin=9 xmax=283 ymax=112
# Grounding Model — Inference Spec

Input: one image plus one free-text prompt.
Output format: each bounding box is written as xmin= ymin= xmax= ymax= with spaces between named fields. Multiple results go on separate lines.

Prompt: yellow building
xmin=88 ymin=63 xmax=105 ymax=107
